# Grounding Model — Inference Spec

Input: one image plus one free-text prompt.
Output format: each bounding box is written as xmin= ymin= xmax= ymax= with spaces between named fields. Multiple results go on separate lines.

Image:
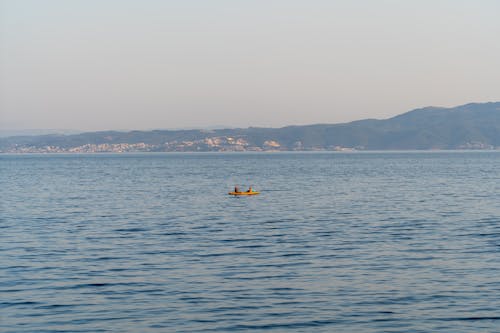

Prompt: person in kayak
xmin=247 ymin=186 xmax=253 ymax=193
xmin=234 ymin=186 xmax=240 ymax=193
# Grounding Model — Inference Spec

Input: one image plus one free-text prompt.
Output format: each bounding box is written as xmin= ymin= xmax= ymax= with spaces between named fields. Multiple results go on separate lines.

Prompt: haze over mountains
xmin=1 ymin=102 xmax=499 ymax=153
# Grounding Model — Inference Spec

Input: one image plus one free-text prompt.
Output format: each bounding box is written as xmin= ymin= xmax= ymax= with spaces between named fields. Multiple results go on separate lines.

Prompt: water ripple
xmin=1 ymin=152 xmax=500 ymax=332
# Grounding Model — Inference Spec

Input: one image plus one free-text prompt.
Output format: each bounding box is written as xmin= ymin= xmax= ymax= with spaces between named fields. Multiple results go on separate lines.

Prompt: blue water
xmin=1 ymin=152 xmax=500 ymax=332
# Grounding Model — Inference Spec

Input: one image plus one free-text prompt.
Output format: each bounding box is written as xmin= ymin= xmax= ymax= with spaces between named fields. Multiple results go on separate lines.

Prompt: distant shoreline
xmin=1 ymin=102 xmax=499 ymax=152
xmin=2 ymin=149 xmax=500 ymax=155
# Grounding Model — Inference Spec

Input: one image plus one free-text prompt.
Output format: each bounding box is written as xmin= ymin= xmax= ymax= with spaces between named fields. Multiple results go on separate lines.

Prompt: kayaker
xmin=247 ymin=186 xmax=252 ymax=193
xmin=234 ymin=186 xmax=240 ymax=193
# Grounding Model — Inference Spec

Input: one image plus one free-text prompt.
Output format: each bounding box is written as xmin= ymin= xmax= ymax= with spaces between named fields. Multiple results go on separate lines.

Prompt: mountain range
xmin=2 ymin=102 xmax=500 ymax=153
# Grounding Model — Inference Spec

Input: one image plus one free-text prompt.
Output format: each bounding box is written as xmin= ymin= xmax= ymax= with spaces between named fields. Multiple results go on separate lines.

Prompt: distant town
xmin=3 ymin=136 xmax=358 ymax=153
xmin=2 ymin=134 xmax=496 ymax=154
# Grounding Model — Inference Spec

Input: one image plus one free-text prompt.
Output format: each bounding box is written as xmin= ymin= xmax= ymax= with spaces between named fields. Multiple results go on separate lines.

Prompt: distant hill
xmin=0 ymin=128 xmax=81 ymax=138
xmin=1 ymin=102 xmax=500 ymax=152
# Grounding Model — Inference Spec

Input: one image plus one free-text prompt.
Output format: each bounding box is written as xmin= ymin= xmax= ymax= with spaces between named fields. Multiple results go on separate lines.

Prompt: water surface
xmin=1 ymin=152 xmax=500 ymax=332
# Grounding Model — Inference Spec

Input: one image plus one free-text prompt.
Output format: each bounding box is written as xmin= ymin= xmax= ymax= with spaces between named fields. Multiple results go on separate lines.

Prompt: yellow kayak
xmin=228 ymin=191 xmax=260 ymax=196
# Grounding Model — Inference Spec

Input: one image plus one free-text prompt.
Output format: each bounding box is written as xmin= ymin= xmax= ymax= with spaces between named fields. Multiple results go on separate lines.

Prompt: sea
xmin=1 ymin=152 xmax=500 ymax=332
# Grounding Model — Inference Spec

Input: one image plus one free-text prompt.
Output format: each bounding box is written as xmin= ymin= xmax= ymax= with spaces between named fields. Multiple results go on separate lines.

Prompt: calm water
xmin=1 ymin=152 xmax=500 ymax=332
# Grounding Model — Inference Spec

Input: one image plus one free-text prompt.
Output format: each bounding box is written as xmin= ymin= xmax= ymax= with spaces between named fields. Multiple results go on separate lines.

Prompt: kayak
xmin=228 ymin=191 xmax=260 ymax=196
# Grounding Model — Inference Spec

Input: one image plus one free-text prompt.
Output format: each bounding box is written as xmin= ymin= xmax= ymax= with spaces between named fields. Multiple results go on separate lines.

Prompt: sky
xmin=1 ymin=0 xmax=499 ymax=131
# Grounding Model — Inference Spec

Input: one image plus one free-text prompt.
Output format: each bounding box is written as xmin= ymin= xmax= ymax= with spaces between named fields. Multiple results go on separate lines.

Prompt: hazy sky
xmin=1 ymin=0 xmax=499 ymax=131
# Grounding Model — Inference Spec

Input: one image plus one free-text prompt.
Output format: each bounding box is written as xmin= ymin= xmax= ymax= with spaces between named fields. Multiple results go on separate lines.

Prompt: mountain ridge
xmin=2 ymin=102 xmax=500 ymax=152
